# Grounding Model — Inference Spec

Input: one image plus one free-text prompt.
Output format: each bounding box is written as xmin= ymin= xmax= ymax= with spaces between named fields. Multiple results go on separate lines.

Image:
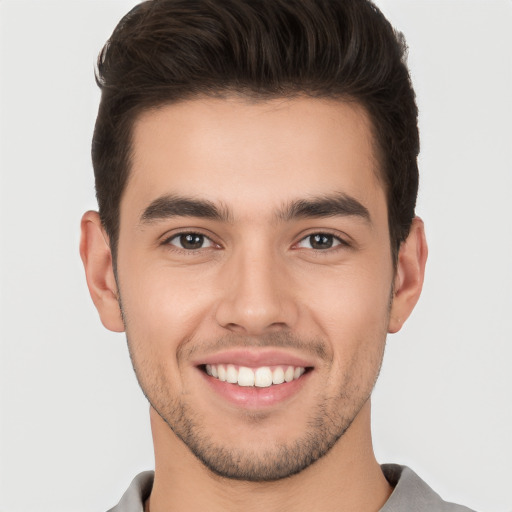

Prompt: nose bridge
xmin=215 ymin=237 xmax=296 ymax=334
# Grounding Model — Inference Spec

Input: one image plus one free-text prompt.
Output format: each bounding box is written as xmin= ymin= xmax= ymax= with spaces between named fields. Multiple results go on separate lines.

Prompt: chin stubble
xmin=126 ymin=335 xmax=383 ymax=482
xmin=151 ymin=389 xmax=360 ymax=482
xmin=118 ymin=293 xmax=389 ymax=482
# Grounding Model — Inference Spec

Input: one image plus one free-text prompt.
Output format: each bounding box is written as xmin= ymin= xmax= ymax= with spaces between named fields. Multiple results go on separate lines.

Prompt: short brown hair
xmin=92 ymin=0 xmax=419 ymax=263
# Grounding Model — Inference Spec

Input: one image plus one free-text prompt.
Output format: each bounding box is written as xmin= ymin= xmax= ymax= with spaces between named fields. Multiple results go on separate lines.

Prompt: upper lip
xmin=193 ymin=349 xmax=315 ymax=369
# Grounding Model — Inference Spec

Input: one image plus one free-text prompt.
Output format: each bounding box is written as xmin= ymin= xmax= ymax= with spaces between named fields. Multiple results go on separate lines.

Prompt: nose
xmin=214 ymin=246 xmax=298 ymax=335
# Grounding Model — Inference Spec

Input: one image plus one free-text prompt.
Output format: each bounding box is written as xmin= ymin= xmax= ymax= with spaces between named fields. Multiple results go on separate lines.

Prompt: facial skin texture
xmin=81 ymin=97 xmax=427 ymax=511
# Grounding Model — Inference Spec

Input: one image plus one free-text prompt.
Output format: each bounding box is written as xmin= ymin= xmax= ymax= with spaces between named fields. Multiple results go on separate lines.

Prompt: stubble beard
xmin=150 ymin=386 xmax=362 ymax=481
xmin=126 ymin=334 xmax=385 ymax=482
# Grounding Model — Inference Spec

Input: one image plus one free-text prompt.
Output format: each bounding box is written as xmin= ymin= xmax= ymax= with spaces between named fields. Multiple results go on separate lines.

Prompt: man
xmin=79 ymin=0 xmax=473 ymax=510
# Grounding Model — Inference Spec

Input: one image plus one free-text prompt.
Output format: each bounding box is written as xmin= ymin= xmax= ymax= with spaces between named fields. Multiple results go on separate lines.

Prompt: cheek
xmin=300 ymin=260 xmax=393 ymax=376
xmin=118 ymin=265 xmax=214 ymax=357
xmin=118 ymin=270 xmax=213 ymax=401
xmin=303 ymin=263 xmax=393 ymax=328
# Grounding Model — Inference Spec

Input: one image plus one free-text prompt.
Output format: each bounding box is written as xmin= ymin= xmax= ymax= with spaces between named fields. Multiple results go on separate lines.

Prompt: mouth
xmin=202 ymin=363 xmax=308 ymax=387
xmin=195 ymin=350 xmax=315 ymax=408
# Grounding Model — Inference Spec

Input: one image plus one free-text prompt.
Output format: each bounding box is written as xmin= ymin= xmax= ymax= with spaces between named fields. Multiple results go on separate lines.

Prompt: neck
xmin=146 ymin=401 xmax=392 ymax=512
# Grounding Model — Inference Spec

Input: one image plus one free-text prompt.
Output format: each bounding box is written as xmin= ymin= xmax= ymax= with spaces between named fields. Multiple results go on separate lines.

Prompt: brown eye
xmin=296 ymin=233 xmax=344 ymax=250
xmin=168 ymin=233 xmax=213 ymax=250
xmin=309 ymin=234 xmax=334 ymax=249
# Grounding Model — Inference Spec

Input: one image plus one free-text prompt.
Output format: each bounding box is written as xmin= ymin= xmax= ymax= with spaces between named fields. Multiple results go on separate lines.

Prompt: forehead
xmin=124 ymin=96 xmax=385 ymax=222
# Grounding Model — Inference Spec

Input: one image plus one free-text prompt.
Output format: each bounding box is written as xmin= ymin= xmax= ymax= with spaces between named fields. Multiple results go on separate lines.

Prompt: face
xmin=97 ymin=97 xmax=412 ymax=480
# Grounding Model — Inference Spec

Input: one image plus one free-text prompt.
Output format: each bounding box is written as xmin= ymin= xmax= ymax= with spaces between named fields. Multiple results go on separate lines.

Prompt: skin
xmin=80 ymin=96 xmax=427 ymax=512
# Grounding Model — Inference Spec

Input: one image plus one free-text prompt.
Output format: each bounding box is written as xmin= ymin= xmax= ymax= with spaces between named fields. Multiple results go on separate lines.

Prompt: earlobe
xmin=388 ymin=217 xmax=428 ymax=334
xmin=79 ymin=211 xmax=125 ymax=333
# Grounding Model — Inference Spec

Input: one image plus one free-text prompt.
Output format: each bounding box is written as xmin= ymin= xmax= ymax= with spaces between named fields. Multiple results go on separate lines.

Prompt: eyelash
xmin=162 ymin=230 xmax=350 ymax=254
xmin=162 ymin=231 xmax=220 ymax=253
xmin=294 ymin=232 xmax=350 ymax=252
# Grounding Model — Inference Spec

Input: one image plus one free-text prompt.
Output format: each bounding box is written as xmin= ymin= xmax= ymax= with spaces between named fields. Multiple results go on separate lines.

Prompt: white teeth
xmin=205 ymin=363 xmax=306 ymax=387
xmin=226 ymin=364 xmax=238 ymax=384
xmin=254 ymin=367 xmax=273 ymax=387
xmin=217 ymin=364 xmax=227 ymax=382
xmin=238 ymin=366 xmax=255 ymax=386
xmin=272 ymin=367 xmax=285 ymax=385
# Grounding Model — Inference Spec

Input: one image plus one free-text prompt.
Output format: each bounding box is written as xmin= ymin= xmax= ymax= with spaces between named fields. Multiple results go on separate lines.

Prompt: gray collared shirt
xmin=107 ymin=464 xmax=476 ymax=512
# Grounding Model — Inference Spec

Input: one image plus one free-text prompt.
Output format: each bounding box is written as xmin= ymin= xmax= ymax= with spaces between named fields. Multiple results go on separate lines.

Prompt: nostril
xmin=223 ymin=323 xmax=247 ymax=334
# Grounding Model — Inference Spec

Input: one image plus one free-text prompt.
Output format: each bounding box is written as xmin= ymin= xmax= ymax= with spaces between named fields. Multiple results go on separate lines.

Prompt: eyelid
xmin=158 ymin=227 xmax=352 ymax=252
xmin=293 ymin=230 xmax=352 ymax=250
xmin=160 ymin=228 xmax=221 ymax=249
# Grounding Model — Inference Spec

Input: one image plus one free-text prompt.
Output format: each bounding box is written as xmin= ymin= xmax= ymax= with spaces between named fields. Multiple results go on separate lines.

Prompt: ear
xmin=388 ymin=217 xmax=428 ymax=334
xmin=79 ymin=211 xmax=125 ymax=333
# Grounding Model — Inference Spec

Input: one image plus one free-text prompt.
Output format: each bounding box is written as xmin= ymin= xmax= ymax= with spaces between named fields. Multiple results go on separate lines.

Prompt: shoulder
xmin=106 ymin=471 xmax=154 ymax=512
xmin=380 ymin=464 xmax=476 ymax=512
xmin=105 ymin=466 xmax=476 ymax=512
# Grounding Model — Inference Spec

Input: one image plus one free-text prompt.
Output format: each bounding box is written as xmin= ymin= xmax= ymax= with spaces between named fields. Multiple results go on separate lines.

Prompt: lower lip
xmin=199 ymin=368 xmax=311 ymax=408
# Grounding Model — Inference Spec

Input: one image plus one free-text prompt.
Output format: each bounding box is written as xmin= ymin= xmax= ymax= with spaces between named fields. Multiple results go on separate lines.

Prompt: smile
xmin=197 ymin=349 xmax=315 ymax=407
xmin=205 ymin=364 xmax=306 ymax=387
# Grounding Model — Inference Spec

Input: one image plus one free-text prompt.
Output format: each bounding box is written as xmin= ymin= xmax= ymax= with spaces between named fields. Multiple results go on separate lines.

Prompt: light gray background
xmin=0 ymin=1 xmax=511 ymax=510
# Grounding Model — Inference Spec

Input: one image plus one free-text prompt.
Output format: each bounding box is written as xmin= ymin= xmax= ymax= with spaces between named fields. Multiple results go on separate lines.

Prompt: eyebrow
xmin=277 ymin=193 xmax=371 ymax=223
xmin=140 ymin=194 xmax=232 ymax=224
xmin=139 ymin=192 xmax=370 ymax=225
